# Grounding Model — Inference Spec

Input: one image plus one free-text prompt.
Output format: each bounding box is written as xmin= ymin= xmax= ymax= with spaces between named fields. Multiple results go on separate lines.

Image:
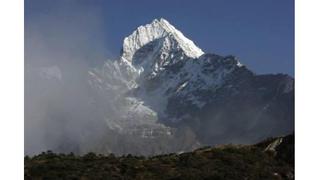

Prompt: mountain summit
xmin=88 ymin=18 xmax=294 ymax=155
xmin=121 ymin=18 xmax=204 ymax=63
xmin=119 ymin=18 xmax=205 ymax=80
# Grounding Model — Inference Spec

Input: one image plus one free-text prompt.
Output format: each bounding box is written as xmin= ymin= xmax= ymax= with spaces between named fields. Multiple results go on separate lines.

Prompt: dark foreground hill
xmin=25 ymin=134 xmax=294 ymax=180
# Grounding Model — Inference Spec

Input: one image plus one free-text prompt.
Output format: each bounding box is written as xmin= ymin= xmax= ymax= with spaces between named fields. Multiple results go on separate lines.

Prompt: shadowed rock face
xmin=135 ymin=50 xmax=293 ymax=146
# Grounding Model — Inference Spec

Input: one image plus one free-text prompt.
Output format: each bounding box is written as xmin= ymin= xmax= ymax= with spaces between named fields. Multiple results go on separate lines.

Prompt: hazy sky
xmin=25 ymin=0 xmax=294 ymax=75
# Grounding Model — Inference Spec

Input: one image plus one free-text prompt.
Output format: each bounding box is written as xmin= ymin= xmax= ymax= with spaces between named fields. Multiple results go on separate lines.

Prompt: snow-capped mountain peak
xmin=121 ymin=18 xmax=204 ymax=64
xmin=86 ymin=19 xmax=293 ymax=155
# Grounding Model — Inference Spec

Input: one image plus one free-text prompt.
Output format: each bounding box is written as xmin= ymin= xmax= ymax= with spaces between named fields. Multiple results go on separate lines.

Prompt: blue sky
xmin=25 ymin=0 xmax=294 ymax=75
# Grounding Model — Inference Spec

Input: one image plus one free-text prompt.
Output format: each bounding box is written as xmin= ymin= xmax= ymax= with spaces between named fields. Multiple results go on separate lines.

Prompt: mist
xmin=24 ymin=1 xmax=115 ymax=155
xmin=24 ymin=1 xmax=176 ymax=156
